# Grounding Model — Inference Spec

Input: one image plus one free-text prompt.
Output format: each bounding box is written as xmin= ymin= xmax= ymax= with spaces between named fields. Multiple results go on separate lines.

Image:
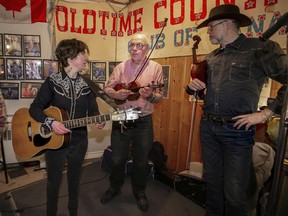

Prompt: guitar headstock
xmin=111 ymin=107 xmax=142 ymax=121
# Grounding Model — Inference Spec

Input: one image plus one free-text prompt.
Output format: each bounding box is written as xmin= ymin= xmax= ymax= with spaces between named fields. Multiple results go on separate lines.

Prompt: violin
xmin=113 ymin=81 xmax=164 ymax=105
xmin=190 ymin=35 xmax=208 ymax=99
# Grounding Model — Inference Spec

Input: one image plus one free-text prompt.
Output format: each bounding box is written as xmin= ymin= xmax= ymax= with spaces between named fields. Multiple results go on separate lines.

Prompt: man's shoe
xmin=100 ymin=188 xmax=120 ymax=204
xmin=134 ymin=192 xmax=148 ymax=212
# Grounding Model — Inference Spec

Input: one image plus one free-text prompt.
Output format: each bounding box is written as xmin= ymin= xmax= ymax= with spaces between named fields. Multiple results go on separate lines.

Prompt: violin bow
xmin=128 ymin=18 xmax=169 ymax=88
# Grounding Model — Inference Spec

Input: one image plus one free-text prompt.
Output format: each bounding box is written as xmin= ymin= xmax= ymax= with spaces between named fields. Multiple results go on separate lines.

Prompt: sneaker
xmin=100 ymin=188 xmax=120 ymax=204
xmin=134 ymin=192 xmax=148 ymax=212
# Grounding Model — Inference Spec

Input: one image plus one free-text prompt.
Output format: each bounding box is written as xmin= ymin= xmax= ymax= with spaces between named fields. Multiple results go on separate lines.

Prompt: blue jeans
xmin=200 ymin=116 xmax=255 ymax=216
xmin=109 ymin=115 xmax=154 ymax=193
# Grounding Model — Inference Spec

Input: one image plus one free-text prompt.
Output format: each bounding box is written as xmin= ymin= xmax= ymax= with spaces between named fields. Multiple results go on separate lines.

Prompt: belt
xmin=204 ymin=113 xmax=236 ymax=125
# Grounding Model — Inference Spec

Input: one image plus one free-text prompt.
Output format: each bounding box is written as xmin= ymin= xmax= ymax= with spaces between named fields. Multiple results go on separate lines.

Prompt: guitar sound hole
xmin=33 ymin=134 xmax=52 ymax=147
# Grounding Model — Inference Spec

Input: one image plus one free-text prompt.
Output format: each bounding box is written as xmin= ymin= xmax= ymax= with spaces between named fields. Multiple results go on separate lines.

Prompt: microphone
xmin=259 ymin=12 xmax=288 ymax=41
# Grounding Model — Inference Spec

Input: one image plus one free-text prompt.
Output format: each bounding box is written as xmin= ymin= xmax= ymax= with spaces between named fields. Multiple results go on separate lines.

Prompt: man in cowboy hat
xmin=186 ymin=4 xmax=287 ymax=216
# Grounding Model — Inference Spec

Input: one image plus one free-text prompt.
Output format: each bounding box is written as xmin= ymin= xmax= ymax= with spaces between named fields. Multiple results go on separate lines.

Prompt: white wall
xmin=0 ymin=22 xmax=112 ymax=163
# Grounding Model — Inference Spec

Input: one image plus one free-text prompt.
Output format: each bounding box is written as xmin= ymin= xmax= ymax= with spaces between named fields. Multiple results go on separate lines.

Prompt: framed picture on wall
xmin=21 ymin=82 xmax=42 ymax=98
xmin=23 ymin=35 xmax=41 ymax=57
xmin=79 ymin=61 xmax=91 ymax=79
xmin=0 ymin=82 xmax=19 ymax=100
xmin=91 ymin=62 xmax=106 ymax=81
xmin=108 ymin=61 xmax=121 ymax=77
xmin=0 ymin=34 xmax=3 ymax=56
xmin=43 ymin=59 xmax=59 ymax=78
xmin=0 ymin=58 xmax=5 ymax=80
xmin=25 ymin=59 xmax=43 ymax=80
xmin=4 ymin=34 xmax=22 ymax=57
xmin=162 ymin=65 xmax=170 ymax=98
xmin=6 ymin=58 xmax=24 ymax=80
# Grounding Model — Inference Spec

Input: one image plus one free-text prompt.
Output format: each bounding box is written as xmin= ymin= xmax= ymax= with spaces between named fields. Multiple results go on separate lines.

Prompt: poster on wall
xmin=6 ymin=58 xmax=24 ymax=80
xmin=23 ymin=35 xmax=41 ymax=57
xmin=21 ymin=82 xmax=42 ymax=99
xmin=25 ymin=59 xmax=43 ymax=80
xmin=108 ymin=62 xmax=121 ymax=77
xmin=4 ymin=34 xmax=22 ymax=57
xmin=43 ymin=59 xmax=59 ymax=78
xmin=162 ymin=65 xmax=170 ymax=98
xmin=0 ymin=34 xmax=3 ymax=56
xmin=92 ymin=62 xmax=106 ymax=81
xmin=0 ymin=58 xmax=4 ymax=80
xmin=0 ymin=82 xmax=19 ymax=100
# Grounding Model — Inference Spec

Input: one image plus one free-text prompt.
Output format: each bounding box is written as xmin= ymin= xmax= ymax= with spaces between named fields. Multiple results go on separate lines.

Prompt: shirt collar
xmin=215 ymin=33 xmax=246 ymax=54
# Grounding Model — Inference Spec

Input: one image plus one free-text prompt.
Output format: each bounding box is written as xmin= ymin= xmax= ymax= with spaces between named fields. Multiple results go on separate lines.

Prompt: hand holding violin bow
xmin=189 ymin=35 xmax=208 ymax=99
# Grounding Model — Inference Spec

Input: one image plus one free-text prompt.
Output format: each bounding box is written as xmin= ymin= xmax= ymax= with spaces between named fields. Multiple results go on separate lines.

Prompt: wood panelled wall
xmin=151 ymin=56 xmax=282 ymax=173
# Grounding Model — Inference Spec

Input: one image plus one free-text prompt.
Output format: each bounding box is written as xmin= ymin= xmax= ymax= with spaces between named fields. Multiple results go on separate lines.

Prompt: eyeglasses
xmin=128 ymin=43 xmax=147 ymax=50
xmin=207 ymin=20 xmax=228 ymax=31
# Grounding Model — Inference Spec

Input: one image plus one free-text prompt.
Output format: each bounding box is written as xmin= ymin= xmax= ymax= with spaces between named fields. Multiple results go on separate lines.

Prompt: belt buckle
xmin=213 ymin=116 xmax=226 ymax=125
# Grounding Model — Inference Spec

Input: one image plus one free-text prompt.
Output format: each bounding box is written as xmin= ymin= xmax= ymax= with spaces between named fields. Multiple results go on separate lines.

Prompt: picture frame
xmin=91 ymin=62 xmax=106 ymax=81
xmin=79 ymin=61 xmax=91 ymax=79
xmin=162 ymin=65 xmax=170 ymax=98
xmin=0 ymin=34 xmax=3 ymax=56
xmin=23 ymin=35 xmax=41 ymax=57
xmin=43 ymin=59 xmax=59 ymax=78
xmin=21 ymin=82 xmax=42 ymax=99
xmin=6 ymin=58 xmax=24 ymax=80
xmin=108 ymin=61 xmax=121 ymax=77
xmin=0 ymin=82 xmax=19 ymax=100
xmin=25 ymin=59 xmax=43 ymax=80
xmin=4 ymin=34 xmax=22 ymax=57
xmin=0 ymin=58 xmax=5 ymax=80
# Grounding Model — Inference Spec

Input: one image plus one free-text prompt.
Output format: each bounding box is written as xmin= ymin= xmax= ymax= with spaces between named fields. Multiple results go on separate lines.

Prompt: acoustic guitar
xmin=11 ymin=106 xmax=141 ymax=160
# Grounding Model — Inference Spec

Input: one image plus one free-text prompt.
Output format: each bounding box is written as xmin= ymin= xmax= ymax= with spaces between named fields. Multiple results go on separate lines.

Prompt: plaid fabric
xmin=0 ymin=90 xmax=7 ymax=133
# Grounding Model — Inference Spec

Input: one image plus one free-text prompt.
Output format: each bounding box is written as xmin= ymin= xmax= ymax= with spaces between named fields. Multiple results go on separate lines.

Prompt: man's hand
xmin=188 ymin=78 xmax=206 ymax=91
xmin=232 ymin=109 xmax=274 ymax=130
xmin=139 ymin=86 xmax=153 ymax=98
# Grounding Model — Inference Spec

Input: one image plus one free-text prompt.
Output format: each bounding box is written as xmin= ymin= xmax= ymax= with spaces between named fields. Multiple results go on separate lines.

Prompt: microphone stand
xmin=264 ymin=15 xmax=288 ymax=215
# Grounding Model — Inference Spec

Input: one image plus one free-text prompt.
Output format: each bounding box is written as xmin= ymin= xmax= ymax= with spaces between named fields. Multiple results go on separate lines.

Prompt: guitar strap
xmin=80 ymin=74 xmax=118 ymax=110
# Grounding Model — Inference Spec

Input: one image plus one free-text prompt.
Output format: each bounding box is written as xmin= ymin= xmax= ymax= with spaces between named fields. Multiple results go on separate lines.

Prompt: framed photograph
xmin=6 ymin=58 xmax=24 ymax=80
xmin=4 ymin=34 xmax=22 ymax=56
xmin=162 ymin=65 xmax=170 ymax=98
xmin=108 ymin=61 xmax=121 ymax=77
xmin=43 ymin=59 xmax=59 ymax=78
xmin=91 ymin=62 xmax=106 ymax=81
xmin=0 ymin=82 xmax=19 ymax=100
xmin=21 ymin=82 xmax=42 ymax=98
xmin=23 ymin=35 xmax=41 ymax=57
xmin=25 ymin=59 xmax=43 ymax=80
xmin=79 ymin=61 xmax=91 ymax=79
xmin=0 ymin=34 xmax=3 ymax=56
xmin=0 ymin=58 xmax=5 ymax=80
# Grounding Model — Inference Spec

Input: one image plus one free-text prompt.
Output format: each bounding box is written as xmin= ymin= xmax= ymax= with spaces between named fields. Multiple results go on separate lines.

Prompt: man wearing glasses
xmin=186 ymin=4 xmax=287 ymax=216
xmin=102 ymin=33 xmax=164 ymax=212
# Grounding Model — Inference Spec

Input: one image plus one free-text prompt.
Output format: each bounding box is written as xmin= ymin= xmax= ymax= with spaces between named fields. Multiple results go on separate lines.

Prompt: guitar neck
xmin=63 ymin=114 xmax=111 ymax=129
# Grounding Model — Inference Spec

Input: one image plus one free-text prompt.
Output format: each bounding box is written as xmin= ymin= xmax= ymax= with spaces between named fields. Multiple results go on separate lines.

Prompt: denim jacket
xmin=189 ymin=34 xmax=287 ymax=118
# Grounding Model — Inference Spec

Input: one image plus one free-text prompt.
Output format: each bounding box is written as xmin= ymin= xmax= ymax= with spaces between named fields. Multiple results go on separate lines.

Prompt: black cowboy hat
xmin=197 ymin=4 xmax=252 ymax=29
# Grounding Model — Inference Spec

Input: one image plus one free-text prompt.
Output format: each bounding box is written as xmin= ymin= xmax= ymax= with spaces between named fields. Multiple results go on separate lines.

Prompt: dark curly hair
xmin=55 ymin=38 xmax=89 ymax=67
